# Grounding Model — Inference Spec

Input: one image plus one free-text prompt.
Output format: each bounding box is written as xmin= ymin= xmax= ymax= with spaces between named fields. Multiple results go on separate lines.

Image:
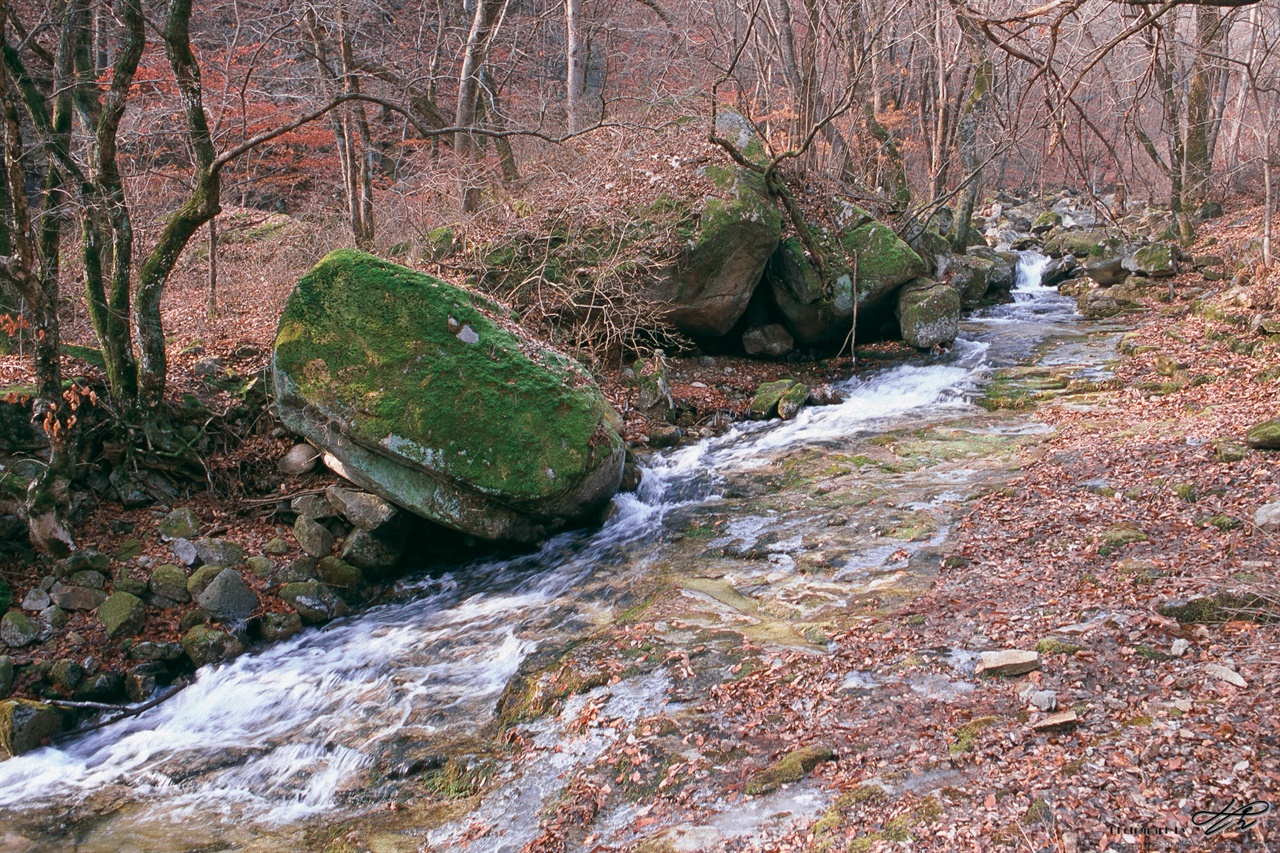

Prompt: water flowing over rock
xmin=273 ymin=250 xmax=626 ymax=542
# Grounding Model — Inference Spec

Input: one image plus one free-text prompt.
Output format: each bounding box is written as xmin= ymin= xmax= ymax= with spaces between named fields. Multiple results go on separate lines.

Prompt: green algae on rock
xmin=274 ymin=250 xmax=625 ymax=542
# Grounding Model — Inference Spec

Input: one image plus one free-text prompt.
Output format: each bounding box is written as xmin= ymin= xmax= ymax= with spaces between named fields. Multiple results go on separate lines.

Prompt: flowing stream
xmin=0 ymin=253 xmax=1090 ymax=850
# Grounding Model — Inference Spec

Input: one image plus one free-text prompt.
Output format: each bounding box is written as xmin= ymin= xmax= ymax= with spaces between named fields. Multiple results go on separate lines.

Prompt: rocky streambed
xmin=0 ymin=255 xmax=1147 ymax=851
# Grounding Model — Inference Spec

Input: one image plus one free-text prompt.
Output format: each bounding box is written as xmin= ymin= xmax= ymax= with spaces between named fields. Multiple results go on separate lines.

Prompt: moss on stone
xmin=743 ymin=745 xmax=834 ymax=795
xmin=949 ymin=716 xmax=996 ymax=754
xmin=275 ymin=250 xmax=620 ymax=503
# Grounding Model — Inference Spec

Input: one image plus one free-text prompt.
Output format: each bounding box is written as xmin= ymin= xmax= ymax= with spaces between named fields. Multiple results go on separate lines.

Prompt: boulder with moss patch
xmin=744 ymin=745 xmax=834 ymax=795
xmin=274 ymin=251 xmax=626 ymax=543
xmin=896 ymin=278 xmax=960 ymax=350
xmin=0 ymin=699 xmax=63 ymax=758
xmin=649 ymin=164 xmax=783 ymax=337
xmin=767 ymin=205 xmax=926 ymax=347
xmin=1245 ymin=418 xmax=1280 ymax=450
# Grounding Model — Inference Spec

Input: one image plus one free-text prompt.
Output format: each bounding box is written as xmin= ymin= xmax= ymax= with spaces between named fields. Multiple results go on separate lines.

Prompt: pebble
xmin=1170 ymin=638 xmax=1190 ymax=657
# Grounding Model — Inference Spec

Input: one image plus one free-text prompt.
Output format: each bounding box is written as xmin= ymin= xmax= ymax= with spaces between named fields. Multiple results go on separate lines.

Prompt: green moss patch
xmin=275 ymin=250 xmax=619 ymax=502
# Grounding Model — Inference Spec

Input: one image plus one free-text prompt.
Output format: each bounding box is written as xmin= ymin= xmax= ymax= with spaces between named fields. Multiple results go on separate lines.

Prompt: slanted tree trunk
xmin=949 ymin=8 xmax=992 ymax=253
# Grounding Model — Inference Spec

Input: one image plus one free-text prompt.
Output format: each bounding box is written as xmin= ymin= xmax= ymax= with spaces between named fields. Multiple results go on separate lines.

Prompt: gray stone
xmin=126 ymin=668 xmax=157 ymax=703
xmin=158 ymin=507 xmax=200 ymax=541
xmin=1 ymin=612 xmax=40 ymax=647
xmin=291 ymin=493 xmax=335 ymax=519
xmin=0 ymin=699 xmax=63 ymax=758
xmin=294 ymin=515 xmax=334 ymax=558
xmin=1256 ymin=502 xmax=1280 ymax=534
xmin=48 ymin=583 xmax=106 ymax=612
xmin=98 ymin=592 xmax=147 ymax=639
xmin=68 ymin=570 xmax=106 ymax=589
xmin=128 ymin=641 xmax=185 ymax=661
xmin=276 ymin=557 xmax=319 ymax=584
xmin=260 ymin=611 xmax=303 ymax=642
xmin=170 ymin=538 xmax=201 ymax=567
xmin=54 ymin=551 xmax=109 ymax=578
xmin=21 ymin=588 xmax=50 ymax=612
xmin=195 ymin=569 xmax=258 ymax=623
xmin=194 ymin=538 xmax=245 ymax=567
xmin=742 ymin=324 xmax=795 ymax=358
xmin=148 ymin=564 xmax=191 ymax=603
xmin=340 ymin=529 xmax=404 ymax=576
xmin=181 ymin=625 xmax=244 ymax=668
xmin=976 ymin=650 xmax=1040 ymax=677
xmin=1029 ymin=690 xmax=1058 ymax=712
xmin=39 ymin=605 xmax=67 ymax=630
xmin=647 ymin=424 xmax=683 ymax=448
xmin=0 ymin=655 xmax=12 ymax=697
xmin=279 ymin=581 xmax=348 ymax=624
xmin=326 ymin=486 xmax=397 ymax=530
xmin=279 ymin=443 xmax=320 ymax=477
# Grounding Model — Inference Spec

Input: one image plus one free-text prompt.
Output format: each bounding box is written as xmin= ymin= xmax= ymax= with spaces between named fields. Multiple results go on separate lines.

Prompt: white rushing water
xmin=0 ymin=252 xmax=1073 ymax=834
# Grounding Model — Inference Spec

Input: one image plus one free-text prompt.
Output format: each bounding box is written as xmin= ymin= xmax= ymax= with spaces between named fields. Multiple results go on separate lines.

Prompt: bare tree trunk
xmin=456 ymin=0 xmax=509 ymax=212
xmin=950 ymin=7 xmax=991 ymax=252
xmin=1264 ymin=156 xmax=1273 ymax=267
xmin=565 ymin=0 xmax=586 ymax=133
xmin=1184 ymin=6 xmax=1223 ymax=207
xmin=207 ymin=216 xmax=218 ymax=319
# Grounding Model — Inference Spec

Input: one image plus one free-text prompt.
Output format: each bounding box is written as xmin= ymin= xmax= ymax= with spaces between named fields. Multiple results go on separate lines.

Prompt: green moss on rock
xmin=743 ymin=745 xmax=834 ymax=795
xmin=274 ymin=251 xmax=624 ymax=541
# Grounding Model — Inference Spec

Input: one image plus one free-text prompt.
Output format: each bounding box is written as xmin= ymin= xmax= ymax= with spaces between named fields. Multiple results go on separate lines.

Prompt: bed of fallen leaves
xmin=515 ymin=213 xmax=1280 ymax=852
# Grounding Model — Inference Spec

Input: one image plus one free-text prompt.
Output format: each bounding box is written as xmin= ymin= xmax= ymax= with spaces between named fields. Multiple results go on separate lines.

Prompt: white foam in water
xmin=0 ymin=254 xmax=1072 ymax=831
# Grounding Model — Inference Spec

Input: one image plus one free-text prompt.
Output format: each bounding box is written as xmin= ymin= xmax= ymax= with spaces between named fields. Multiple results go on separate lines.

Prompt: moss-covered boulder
xmin=181 ymin=624 xmax=244 ymax=668
xmin=1031 ymin=210 xmax=1062 ymax=234
xmin=896 ymin=278 xmax=960 ymax=350
xmin=744 ymin=745 xmax=834 ymax=796
xmin=1245 ymin=418 xmax=1280 ymax=450
xmin=749 ymin=380 xmax=799 ymax=420
xmin=939 ymin=254 xmax=994 ymax=306
xmin=1043 ymin=228 xmax=1113 ymax=259
xmin=766 ymin=204 xmax=926 ymax=347
xmin=0 ymin=699 xmax=64 ymax=758
xmin=98 ymin=592 xmax=147 ymax=639
xmin=1125 ymin=242 xmax=1178 ymax=278
xmin=274 ymin=251 xmax=626 ymax=543
xmin=1082 ymin=236 xmax=1129 ymax=286
xmin=651 ymin=164 xmax=783 ymax=337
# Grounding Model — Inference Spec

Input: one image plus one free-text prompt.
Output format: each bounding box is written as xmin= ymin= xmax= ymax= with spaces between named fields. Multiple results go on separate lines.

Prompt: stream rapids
xmin=0 ymin=253 xmax=1101 ymax=851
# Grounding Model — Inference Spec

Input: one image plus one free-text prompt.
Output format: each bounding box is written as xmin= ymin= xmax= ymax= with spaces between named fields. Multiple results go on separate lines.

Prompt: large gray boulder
xmin=767 ymin=204 xmax=926 ymax=347
xmin=274 ymin=251 xmax=626 ymax=543
xmin=650 ymin=165 xmax=783 ymax=337
xmin=896 ymin=279 xmax=960 ymax=349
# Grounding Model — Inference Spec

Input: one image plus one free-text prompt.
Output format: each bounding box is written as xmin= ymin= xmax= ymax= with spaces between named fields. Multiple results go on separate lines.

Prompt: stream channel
xmin=0 ymin=254 xmax=1126 ymax=852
